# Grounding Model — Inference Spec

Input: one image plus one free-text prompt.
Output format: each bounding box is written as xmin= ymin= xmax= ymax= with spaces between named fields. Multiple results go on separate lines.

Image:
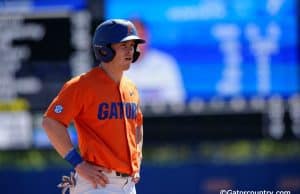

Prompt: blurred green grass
xmin=0 ymin=139 xmax=300 ymax=169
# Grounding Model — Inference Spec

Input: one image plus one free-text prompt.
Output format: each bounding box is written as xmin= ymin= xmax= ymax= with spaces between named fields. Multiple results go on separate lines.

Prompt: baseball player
xmin=42 ymin=19 xmax=145 ymax=194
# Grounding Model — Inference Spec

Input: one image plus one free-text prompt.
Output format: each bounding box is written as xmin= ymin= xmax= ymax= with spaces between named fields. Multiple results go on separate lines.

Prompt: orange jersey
xmin=44 ymin=67 xmax=143 ymax=175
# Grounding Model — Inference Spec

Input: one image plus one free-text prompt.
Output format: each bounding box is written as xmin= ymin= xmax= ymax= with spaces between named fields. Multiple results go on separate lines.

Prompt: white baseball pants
xmin=70 ymin=171 xmax=136 ymax=194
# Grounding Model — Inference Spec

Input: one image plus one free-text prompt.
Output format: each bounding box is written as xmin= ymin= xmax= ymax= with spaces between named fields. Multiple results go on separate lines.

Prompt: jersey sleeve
xmin=44 ymin=79 xmax=83 ymax=127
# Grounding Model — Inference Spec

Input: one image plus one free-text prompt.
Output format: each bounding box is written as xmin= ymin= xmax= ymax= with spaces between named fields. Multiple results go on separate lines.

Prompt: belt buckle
xmin=116 ymin=171 xmax=129 ymax=177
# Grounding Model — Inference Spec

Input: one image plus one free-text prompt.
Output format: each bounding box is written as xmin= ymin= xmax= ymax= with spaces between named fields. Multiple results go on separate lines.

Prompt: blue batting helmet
xmin=93 ymin=19 xmax=146 ymax=62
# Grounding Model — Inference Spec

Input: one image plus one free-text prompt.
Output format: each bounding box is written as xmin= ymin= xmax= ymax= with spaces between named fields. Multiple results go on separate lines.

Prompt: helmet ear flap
xmin=132 ymin=44 xmax=141 ymax=63
xmin=93 ymin=45 xmax=115 ymax=62
xmin=132 ymin=51 xmax=140 ymax=63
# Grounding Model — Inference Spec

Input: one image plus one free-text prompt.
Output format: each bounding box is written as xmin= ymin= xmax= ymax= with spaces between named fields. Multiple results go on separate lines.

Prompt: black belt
xmin=115 ymin=171 xmax=130 ymax=177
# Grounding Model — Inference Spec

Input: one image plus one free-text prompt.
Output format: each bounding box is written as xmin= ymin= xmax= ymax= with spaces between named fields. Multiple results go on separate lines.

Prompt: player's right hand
xmin=75 ymin=161 xmax=112 ymax=188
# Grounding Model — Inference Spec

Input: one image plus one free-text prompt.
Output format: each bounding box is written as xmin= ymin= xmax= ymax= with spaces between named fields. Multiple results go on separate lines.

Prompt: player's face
xmin=111 ymin=40 xmax=136 ymax=70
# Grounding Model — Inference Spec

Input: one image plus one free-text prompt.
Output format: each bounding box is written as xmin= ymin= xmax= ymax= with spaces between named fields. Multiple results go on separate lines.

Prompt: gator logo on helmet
xmin=127 ymin=23 xmax=135 ymax=36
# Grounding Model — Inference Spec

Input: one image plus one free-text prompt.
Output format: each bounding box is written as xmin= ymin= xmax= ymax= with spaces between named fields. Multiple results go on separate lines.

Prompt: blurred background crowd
xmin=0 ymin=0 xmax=299 ymax=193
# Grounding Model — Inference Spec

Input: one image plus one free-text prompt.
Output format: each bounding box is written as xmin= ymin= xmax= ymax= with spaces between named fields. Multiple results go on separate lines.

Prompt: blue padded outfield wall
xmin=1 ymin=160 xmax=299 ymax=194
